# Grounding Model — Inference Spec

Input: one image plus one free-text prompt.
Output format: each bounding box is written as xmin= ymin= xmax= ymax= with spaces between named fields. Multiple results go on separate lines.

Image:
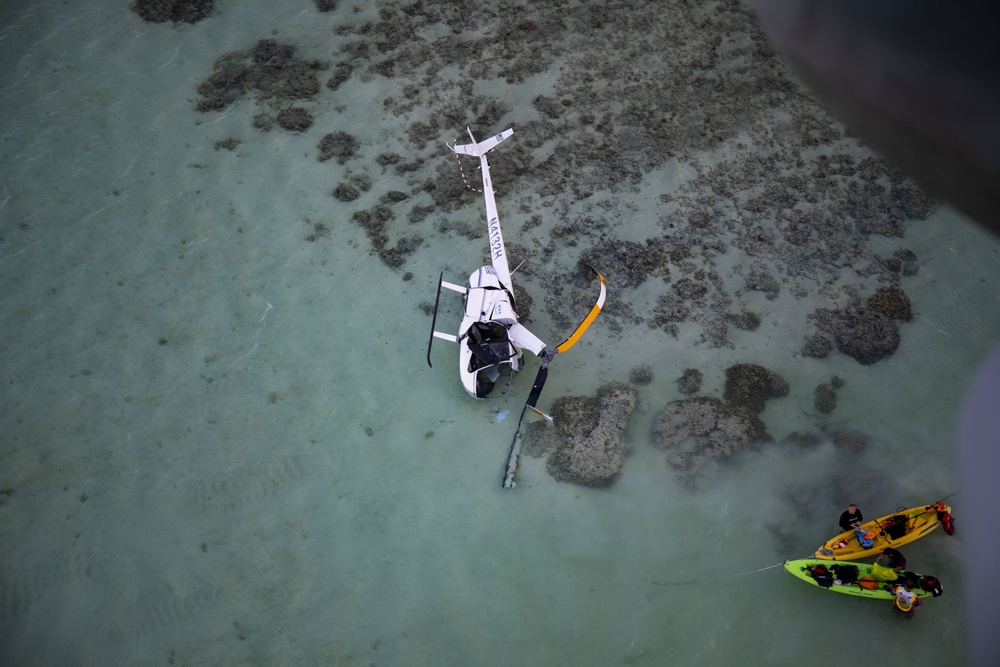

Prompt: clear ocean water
xmin=1 ymin=2 xmax=996 ymax=665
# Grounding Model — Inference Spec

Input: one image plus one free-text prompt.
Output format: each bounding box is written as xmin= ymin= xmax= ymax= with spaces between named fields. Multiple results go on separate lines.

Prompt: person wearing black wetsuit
xmin=839 ymin=504 xmax=863 ymax=532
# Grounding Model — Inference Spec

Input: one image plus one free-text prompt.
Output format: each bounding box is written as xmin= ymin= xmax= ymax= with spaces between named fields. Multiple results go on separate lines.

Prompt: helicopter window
xmin=469 ymin=321 xmax=509 ymax=342
xmin=469 ymin=341 xmax=502 ymax=369
xmin=467 ymin=323 xmax=515 ymax=372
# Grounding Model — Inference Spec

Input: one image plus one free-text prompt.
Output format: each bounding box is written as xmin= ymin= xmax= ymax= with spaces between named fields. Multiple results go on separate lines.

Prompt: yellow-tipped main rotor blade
xmin=555 ymin=270 xmax=606 ymax=354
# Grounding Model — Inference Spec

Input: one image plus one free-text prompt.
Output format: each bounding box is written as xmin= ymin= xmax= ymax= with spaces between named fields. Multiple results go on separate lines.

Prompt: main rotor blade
xmin=555 ymin=267 xmax=607 ymax=354
xmin=501 ymin=364 xmax=550 ymax=489
xmin=525 ymin=365 xmax=549 ymax=409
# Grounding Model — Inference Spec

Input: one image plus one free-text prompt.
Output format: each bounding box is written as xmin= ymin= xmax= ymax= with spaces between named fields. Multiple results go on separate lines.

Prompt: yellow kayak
xmin=813 ymin=502 xmax=955 ymax=561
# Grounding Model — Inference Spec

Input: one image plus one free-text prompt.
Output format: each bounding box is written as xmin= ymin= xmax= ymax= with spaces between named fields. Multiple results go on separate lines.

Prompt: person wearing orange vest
xmin=892 ymin=578 xmax=924 ymax=619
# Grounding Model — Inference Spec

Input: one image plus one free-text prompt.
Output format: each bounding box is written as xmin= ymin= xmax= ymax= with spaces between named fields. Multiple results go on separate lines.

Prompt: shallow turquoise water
xmin=1 ymin=1 xmax=996 ymax=665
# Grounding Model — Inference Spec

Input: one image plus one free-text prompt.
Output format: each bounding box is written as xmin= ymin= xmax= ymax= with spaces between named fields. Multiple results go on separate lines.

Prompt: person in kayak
xmin=879 ymin=547 xmax=907 ymax=572
xmin=872 ymin=546 xmax=907 ymax=582
xmin=839 ymin=504 xmax=863 ymax=532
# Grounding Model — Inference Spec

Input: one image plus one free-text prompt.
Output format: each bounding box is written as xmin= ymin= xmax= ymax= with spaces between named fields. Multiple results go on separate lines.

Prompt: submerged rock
xmin=132 ymin=0 xmax=213 ymax=24
xmin=867 ymin=287 xmax=914 ymax=321
xmin=832 ymin=428 xmax=869 ymax=454
xmin=195 ymin=39 xmax=328 ymax=114
xmin=814 ymin=383 xmax=837 ymax=414
xmin=317 ymin=131 xmax=359 ymax=164
xmin=727 ymin=310 xmax=762 ymax=331
xmin=834 ymin=307 xmax=900 ymax=365
xmin=629 ymin=365 xmax=654 ymax=386
xmin=801 ymin=333 xmax=833 ymax=359
xmin=894 ymin=249 xmax=920 ymax=277
xmin=522 ymin=419 xmax=560 ymax=459
xmin=653 ymin=396 xmax=772 ymax=463
xmin=677 ymin=368 xmax=703 ymax=395
xmin=545 ymin=383 xmax=638 ymax=487
xmin=277 ymin=106 xmax=313 ymax=131
xmin=722 ymin=363 xmax=789 ymax=414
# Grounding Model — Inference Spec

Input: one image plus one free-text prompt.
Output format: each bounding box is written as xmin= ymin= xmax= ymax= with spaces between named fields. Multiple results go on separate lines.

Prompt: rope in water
xmin=648 ymin=561 xmax=785 ymax=587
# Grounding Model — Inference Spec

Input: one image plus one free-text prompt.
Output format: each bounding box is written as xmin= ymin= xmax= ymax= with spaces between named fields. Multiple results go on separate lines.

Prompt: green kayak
xmin=784 ymin=559 xmax=942 ymax=601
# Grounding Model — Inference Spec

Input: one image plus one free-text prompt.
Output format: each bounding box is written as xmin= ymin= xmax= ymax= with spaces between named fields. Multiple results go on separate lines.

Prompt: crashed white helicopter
xmin=426 ymin=127 xmax=606 ymax=487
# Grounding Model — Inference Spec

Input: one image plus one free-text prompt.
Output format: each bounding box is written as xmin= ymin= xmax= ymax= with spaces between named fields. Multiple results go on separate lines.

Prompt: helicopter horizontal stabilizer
xmin=451 ymin=128 xmax=513 ymax=157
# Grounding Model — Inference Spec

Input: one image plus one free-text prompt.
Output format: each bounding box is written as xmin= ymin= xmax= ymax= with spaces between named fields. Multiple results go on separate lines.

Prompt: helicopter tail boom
xmin=450 ymin=127 xmax=516 ymax=290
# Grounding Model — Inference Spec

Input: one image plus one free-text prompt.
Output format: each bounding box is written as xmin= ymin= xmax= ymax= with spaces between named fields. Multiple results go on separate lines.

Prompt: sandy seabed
xmin=1 ymin=1 xmax=996 ymax=665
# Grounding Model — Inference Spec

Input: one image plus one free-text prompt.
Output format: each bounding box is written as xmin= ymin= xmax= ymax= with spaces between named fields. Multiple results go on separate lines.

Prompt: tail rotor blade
xmin=528 ymin=406 xmax=554 ymax=422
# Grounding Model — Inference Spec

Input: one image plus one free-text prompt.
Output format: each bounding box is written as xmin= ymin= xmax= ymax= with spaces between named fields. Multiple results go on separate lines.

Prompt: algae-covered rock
xmin=802 ymin=333 xmax=833 ymax=359
xmin=722 ymin=363 xmax=789 ymax=414
xmin=867 ymin=287 xmax=913 ymax=321
xmin=132 ymin=0 xmax=213 ymax=24
xmin=653 ymin=396 xmax=772 ymax=461
xmin=834 ymin=307 xmax=900 ymax=365
xmin=195 ymin=39 xmax=328 ymax=114
xmin=833 ymin=428 xmax=869 ymax=454
xmin=545 ymin=383 xmax=638 ymax=487
xmin=677 ymin=368 xmax=703 ymax=395
xmin=814 ymin=383 xmax=837 ymax=414
xmin=521 ymin=419 xmax=561 ymax=459
xmin=629 ymin=365 xmax=654 ymax=386
xmin=727 ymin=310 xmax=762 ymax=331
